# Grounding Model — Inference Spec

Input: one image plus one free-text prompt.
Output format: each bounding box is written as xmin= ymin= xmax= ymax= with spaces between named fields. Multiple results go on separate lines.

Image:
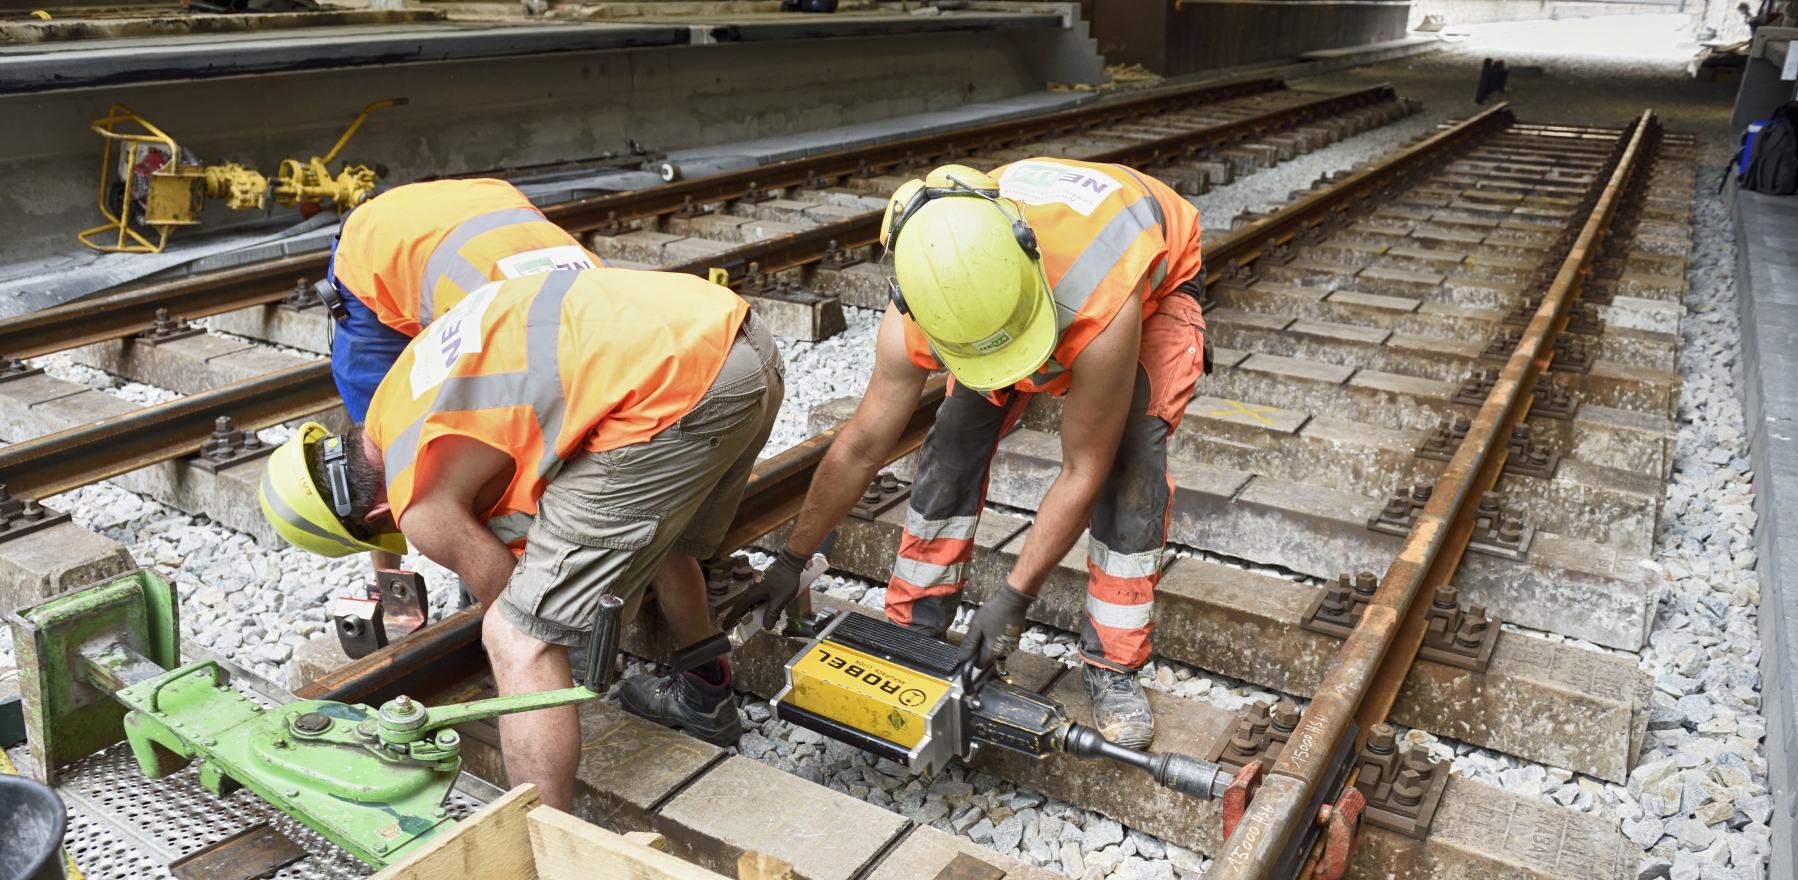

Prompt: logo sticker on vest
xmin=997 ymin=161 xmax=1123 ymax=216
xmin=495 ymin=246 xmax=595 ymax=278
xmin=409 ymin=281 xmax=500 ymax=399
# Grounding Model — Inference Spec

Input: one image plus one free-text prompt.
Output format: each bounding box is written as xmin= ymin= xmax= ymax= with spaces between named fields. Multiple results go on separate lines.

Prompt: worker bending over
xmin=318 ymin=179 xmax=603 ymax=571
xmin=763 ymin=160 xmax=1207 ymax=748
xmin=261 ymin=269 xmax=783 ymax=809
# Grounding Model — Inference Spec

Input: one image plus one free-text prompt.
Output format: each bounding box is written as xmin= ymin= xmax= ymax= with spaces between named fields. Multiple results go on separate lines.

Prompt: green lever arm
xmin=417 ymin=684 xmax=599 ymax=736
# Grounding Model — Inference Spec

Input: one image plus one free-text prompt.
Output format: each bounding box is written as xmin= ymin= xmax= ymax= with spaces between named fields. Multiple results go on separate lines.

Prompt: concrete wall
xmin=0 ymin=23 xmax=1094 ymax=266
xmin=1092 ymin=0 xmax=1412 ymax=77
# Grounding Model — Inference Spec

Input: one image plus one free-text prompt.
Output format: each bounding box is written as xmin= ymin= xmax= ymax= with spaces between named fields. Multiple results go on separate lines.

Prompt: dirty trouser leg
xmin=1080 ymin=366 xmax=1170 ymax=672
xmin=1080 ymin=295 xmax=1208 ymax=671
xmin=886 ymin=384 xmax=1031 ymax=636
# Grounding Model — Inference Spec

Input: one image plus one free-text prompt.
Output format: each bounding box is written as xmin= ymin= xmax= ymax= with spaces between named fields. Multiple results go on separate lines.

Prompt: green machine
xmin=6 ymin=569 xmax=627 ymax=869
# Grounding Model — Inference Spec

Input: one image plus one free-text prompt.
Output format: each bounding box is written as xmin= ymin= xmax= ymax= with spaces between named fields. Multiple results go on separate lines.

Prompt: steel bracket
xmin=821 ymin=239 xmax=865 ymax=270
xmin=1352 ymin=723 xmax=1452 ymax=838
xmin=0 ymin=356 xmax=45 ymax=386
xmin=188 ymin=416 xmax=275 ymax=474
xmin=673 ymin=196 xmax=712 ymax=219
xmin=739 ymin=181 xmax=775 ymax=204
xmin=1368 ymin=485 xmax=1532 ymax=560
xmin=1467 ymin=491 xmax=1533 ymax=560
xmin=1414 ymin=418 xmax=1559 ymax=479
xmin=594 ymin=211 xmax=626 ymax=236
xmin=1205 ymin=699 xmax=1300 ymax=772
xmin=278 ymin=278 xmax=324 ymax=312
xmin=136 ymin=308 xmax=204 ymax=346
xmin=1211 ymin=258 xmax=1259 ymax=292
xmin=1529 ymin=375 xmax=1579 ymax=421
xmin=1298 ymin=571 xmax=1381 ymax=639
xmin=0 ymin=485 xmax=72 ymax=545
xmin=1453 ymin=368 xmax=1497 ymax=407
xmin=851 ymin=474 xmax=910 ymax=521
xmin=332 ymin=570 xmax=430 ymax=659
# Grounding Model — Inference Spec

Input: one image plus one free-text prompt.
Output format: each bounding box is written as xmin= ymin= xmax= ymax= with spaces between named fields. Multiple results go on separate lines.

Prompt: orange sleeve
xmin=901 ymin=318 xmax=944 ymax=371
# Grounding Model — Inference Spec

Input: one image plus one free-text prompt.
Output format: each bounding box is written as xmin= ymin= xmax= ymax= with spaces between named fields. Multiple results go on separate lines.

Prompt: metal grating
xmin=29 ymin=673 xmax=485 ymax=879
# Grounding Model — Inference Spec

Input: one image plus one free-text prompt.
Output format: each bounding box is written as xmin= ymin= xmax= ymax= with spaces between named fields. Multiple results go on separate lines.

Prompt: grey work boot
xmin=1083 ymin=663 xmax=1155 ymax=750
xmin=619 ymin=661 xmax=743 ymax=747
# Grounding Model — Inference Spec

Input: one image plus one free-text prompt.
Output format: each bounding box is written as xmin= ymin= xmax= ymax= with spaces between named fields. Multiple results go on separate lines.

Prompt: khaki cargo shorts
xmin=496 ymin=310 xmax=785 ymax=646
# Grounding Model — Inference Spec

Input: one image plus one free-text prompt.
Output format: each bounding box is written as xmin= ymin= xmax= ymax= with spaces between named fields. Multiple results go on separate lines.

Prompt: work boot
xmin=1083 ymin=663 xmax=1155 ymax=750
xmin=619 ymin=660 xmax=743 ymax=747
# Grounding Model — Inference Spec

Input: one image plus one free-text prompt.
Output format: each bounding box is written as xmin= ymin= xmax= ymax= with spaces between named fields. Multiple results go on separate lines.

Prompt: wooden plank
xmin=739 ymin=852 xmax=796 ymax=880
xmin=370 ymin=784 xmax=541 ymax=880
xmin=529 ymin=805 xmax=727 ymax=880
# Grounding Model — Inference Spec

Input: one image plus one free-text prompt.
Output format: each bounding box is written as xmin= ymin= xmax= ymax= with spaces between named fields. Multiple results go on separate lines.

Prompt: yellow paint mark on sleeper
xmin=1208 ymin=399 xmax=1280 ymax=425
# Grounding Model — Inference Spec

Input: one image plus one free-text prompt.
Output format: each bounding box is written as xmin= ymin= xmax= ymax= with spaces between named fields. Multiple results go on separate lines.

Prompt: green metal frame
xmin=10 ymin=569 xmax=608 ymax=868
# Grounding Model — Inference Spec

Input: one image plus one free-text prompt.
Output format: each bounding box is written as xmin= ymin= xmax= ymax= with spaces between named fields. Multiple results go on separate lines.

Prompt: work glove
xmin=715 ymin=547 xmax=811 ymax=634
xmin=958 ymin=584 xmax=1034 ymax=669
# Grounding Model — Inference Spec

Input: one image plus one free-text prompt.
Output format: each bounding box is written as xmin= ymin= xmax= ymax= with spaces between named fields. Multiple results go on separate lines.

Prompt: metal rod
xmin=1200 ymin=108 xmax=1658 ymax=880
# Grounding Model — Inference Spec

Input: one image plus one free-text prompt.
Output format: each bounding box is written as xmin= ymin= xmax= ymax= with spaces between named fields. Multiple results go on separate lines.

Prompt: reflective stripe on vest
xmin=383 ymin=270 xmax=577 ymax=492
xmin=1024 ymin=194 xmax=1165 ymax=387
xmin=418 ymin=208 xmax=554 ymax=329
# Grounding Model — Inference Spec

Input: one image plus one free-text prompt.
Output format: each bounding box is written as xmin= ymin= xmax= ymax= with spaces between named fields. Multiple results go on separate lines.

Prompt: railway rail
xmin=0 ymin=78 xmax=1415 ymax=499
xmin=0 ymin=76 xmax=1393 ymax=359
xmin=0 ymin=85 xmax=1704 ymax=880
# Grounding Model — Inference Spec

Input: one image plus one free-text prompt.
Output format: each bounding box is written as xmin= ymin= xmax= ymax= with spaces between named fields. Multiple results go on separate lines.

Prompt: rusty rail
xmin=1202 ymin=109 xmax=1659 ymax=880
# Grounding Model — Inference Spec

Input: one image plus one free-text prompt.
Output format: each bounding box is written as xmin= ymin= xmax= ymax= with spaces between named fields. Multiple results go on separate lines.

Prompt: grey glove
xmin=715 ymin=547 xmax=809 ymax=633
xmin=959 ymin=584 xmax=1034 ymax=668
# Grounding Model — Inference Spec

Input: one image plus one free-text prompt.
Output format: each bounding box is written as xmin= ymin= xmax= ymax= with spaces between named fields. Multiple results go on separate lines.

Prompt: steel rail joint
xmin=1201 ymin=109 xmax=1657 ymax=880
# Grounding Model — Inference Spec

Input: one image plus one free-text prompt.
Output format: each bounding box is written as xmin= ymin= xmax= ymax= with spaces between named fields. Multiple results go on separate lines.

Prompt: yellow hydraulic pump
xmin=79 ymin=98 xmax=406 ymax=254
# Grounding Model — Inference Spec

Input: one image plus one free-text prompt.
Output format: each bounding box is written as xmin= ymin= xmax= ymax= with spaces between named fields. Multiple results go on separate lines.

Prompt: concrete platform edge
xmin=1731 ymin=187 xmax=1798 ymax=880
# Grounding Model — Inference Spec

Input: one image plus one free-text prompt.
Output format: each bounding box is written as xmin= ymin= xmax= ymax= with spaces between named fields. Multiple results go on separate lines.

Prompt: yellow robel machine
xmin=773 ymin=609 xmax=1230 ymax=800
xmin=80 ymin=98 xmax=407 ymax=253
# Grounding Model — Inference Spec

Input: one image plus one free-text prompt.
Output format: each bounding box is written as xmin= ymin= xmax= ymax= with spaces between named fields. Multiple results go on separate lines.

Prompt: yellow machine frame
xmin=79 ymin=98 xmax=406 ymax=254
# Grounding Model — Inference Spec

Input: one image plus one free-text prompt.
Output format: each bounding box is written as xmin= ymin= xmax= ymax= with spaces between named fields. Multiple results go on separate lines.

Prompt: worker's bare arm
xmin=398 ymin=435 xmax=519 ymax=606
xmin=1006 ymin=291 xmax=1141 ymax=596
xmin=786 ymin=304 xmax=930 ymax=555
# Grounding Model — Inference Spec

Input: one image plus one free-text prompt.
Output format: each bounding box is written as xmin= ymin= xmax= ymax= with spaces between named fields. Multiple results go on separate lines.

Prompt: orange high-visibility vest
xmin=334 ymin=178 xmax=603 ymax=338
xmin=902 ymin=158 xmax=1203 ymax=394
xmin=364 ymin=269 xmax=749 ymax=552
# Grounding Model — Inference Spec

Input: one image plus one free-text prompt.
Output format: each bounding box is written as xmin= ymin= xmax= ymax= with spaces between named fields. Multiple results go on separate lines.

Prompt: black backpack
xmin=1739 ymin=117 xmax=1798 ymax=195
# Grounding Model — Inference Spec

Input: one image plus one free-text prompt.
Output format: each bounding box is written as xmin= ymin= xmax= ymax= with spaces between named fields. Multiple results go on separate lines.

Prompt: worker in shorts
xmin=259 ymin=268 xmax=784 ymax=810
xmin=755 ymin=160 xmax=1208 ymax=749
xmin=317 ymin=178 xmax=605 ymax=574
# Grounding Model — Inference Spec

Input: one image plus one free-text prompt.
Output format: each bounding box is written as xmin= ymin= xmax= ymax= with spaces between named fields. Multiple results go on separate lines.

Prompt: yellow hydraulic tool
xmin=272 ymin=97 xmax=408 ymax=216
xmin=79 ymin=98 xmax=406 ymax=253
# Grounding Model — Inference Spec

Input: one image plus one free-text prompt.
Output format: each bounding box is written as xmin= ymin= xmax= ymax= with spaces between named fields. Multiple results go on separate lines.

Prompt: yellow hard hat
xmin=258 ymin=422 xmax=406 ymax=558
xmin=883 ymin=165 xmax=1057 ymax=392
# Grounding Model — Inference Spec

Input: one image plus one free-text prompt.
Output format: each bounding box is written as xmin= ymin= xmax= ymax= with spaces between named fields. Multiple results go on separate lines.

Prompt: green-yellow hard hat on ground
xmin=889 ymin=174 xmax=1057 ymax=392
xmin=259 ymin=421 xmax=406 ymax=558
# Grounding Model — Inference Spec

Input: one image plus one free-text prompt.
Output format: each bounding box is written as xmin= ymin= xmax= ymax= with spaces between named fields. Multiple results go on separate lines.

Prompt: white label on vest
xmin=997 ymin=161 xmax=1123 ymax=216
xmin=410 ymin=281 xmax=500 ymax=399
xmin=495 ymin=246 xmax=596 ymax=278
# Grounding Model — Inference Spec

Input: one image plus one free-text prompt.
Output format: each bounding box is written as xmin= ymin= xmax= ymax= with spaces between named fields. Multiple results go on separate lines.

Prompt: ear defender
xmin=889 ymin=280 xmax=912 ymax=316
